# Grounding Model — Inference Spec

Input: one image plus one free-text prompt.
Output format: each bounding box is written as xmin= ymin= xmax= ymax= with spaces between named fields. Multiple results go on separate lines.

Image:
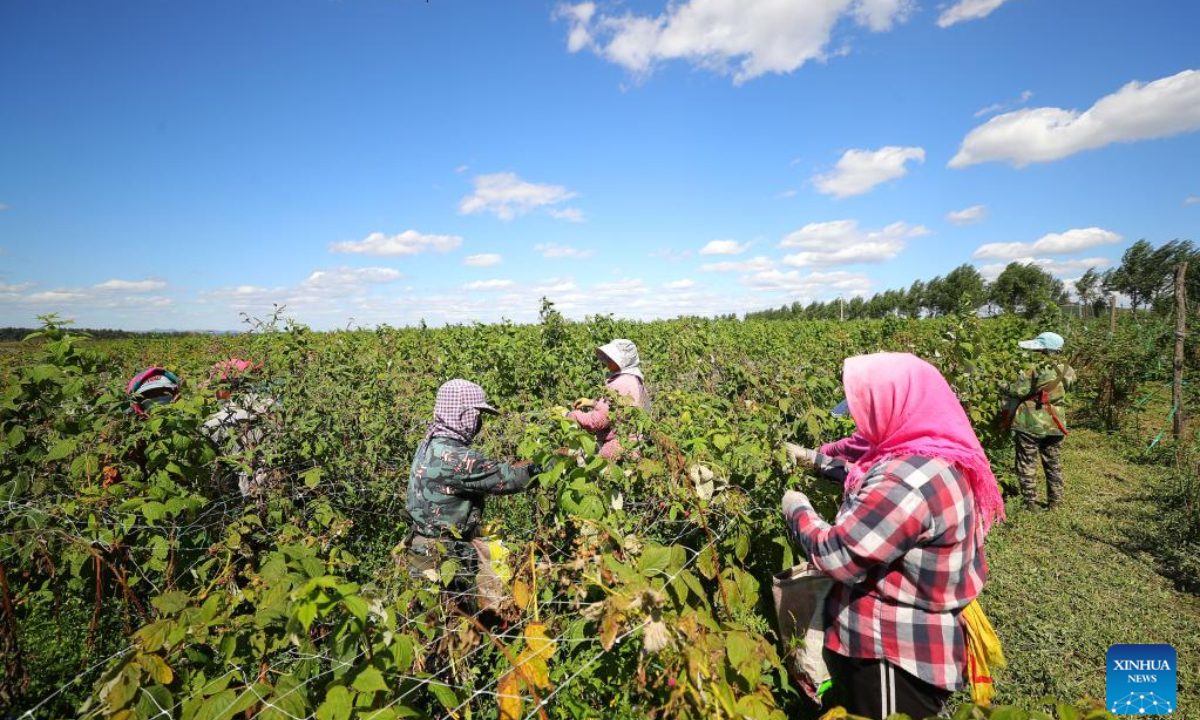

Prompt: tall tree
xmin=989 ymin=262 xmax=1067 ymax=319
xmin=929 ymin=264 xmax=987 ymax=315
xmin=1075 ymin=267 xmax=1106 ymax=317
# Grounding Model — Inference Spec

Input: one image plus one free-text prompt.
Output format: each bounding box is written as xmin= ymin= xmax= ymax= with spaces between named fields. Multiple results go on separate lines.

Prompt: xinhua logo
xmin=1106 ymin=644 xmax=1177 ymax=715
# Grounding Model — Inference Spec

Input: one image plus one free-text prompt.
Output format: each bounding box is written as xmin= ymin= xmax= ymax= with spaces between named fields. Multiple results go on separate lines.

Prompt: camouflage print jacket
xmin=1004 ymin=362 xmax=1077 ymax=437
xmin=405 ymin=436 xmax=532 ymax=539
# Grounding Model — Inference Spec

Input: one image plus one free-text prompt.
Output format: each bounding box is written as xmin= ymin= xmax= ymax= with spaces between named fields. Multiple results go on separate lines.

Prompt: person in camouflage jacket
xmin=404 ymin=380 xmax=537 ymax=604
xmin=1002 ymin=332 xmax=1076 ymax=512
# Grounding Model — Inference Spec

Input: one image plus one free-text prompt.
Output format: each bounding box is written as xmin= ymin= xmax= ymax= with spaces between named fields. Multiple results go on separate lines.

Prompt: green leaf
xmin=46 ymin=438 xmax=77 ymax=461
xmin=141 ymin=501 xmax=167 ymax=524
xmin=351 ymin=666 xmax=388 ymax=693
xmin=343 ymin=594 xmax=369 ymax=625
xmin=638 ymin=544 xmax=671 ymax=578
xmin=696 ymin=545 xmax=718 ymax=580
xmin=726 ymin=631 xmax=756 ymax=671
xmin=427 ymin=682 xmax=461 ymax=711
xmin=151 ymin=591 xmax=189 ymax=616
xmin=315 ymin=685 xmax=352 ymax=720
xmin=295 ymin=599 xmax=318 ymax=631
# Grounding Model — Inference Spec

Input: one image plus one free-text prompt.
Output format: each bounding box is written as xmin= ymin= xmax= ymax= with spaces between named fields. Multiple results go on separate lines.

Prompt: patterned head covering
xmin=425 ymin=379 xmax=498 ymax=444
xmin=127 ymin=367 xmax=181 ymax=417
xmin=597 ymin=339 xmax=643 ymax=381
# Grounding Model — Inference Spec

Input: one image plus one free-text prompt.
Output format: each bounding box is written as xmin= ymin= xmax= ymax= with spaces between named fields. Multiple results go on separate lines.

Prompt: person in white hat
xmin=1002 ymin=332 xmax=1076 ymax=511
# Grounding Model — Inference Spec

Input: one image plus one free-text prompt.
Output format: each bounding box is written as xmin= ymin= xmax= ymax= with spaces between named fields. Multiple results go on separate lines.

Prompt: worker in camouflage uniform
xmin=405 ymin=379 xmax=538 ymax=608
xmin=1003 ymin=332 xmax=1076 ymax=512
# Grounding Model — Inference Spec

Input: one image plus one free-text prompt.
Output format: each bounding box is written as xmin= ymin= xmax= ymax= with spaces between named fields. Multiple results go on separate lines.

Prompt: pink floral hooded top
xmin=568 ymin=339 xmax=650 ymax=459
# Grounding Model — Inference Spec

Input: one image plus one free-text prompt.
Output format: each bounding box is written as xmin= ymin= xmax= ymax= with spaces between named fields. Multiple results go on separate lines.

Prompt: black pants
xmin=826 ymin=654 xmax=952 ymax=720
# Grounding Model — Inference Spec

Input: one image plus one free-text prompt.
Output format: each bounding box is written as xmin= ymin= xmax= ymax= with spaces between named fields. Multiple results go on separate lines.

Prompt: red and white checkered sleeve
xmin=789 ymin=469 xmax=931 ymax=584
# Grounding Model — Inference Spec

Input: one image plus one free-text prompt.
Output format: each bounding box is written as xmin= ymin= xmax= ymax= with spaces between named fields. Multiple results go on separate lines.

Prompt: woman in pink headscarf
xmin=781 ymin=353 xmax=1004 ymax=720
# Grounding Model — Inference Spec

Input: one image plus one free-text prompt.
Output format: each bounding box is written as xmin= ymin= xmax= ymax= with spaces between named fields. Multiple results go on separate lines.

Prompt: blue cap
xmin=831 ymin=399 xmax=850 ymax=417
xmin=1019 ymin=332 xmax=1064 ymax=352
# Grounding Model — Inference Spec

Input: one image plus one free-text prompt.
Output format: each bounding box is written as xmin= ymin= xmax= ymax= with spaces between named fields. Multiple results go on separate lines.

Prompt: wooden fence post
xmin=1173 ymin=262 xmax=1188 ymax=441
xmin=1109 ymin=294 xmax=1117 ymax=334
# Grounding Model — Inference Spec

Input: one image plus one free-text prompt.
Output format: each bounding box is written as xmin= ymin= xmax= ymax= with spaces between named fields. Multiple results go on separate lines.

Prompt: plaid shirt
xmin=787 ymin=454 xmax=987 ymax=691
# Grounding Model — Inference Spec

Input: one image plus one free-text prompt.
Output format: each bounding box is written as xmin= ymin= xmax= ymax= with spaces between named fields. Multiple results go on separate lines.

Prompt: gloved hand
xmin=525 ymin=462 xmax=544 ymax=477
xmin=784 ymin=443 xmax=818 ymax=468
xmin=781 ymin=489 xmax=811 ymax=519
xmin=573 ymin=397 xmax=596 ymax=410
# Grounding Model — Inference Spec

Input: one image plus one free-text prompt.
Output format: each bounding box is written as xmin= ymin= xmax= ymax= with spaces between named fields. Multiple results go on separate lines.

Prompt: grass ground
xmin=980 ymin=427 xmax=1199 ymax=715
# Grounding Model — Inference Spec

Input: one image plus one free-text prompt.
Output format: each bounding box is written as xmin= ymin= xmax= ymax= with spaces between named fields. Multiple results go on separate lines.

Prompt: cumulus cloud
xmin=973 ymin=227 xmax=1123 ymax=260
xmin=937 ymin=0 xmax=1016 ymax=28
xmin=978 ymin=257 xmax=1111 ymax=281
xmin=1185 ymin=196 xmax=1200 ymax=206
xmin=947 ymin=205 xmax=988 ymax=225
xmin=8 ymin=278 xmax=176 ymax=311
xmin=535 ymin=243 xmax=595 ymax=259
xmin=556 ymin=0 xmax=914 ymax=85
xmin=740 ymin=268 xmax=873 ymax=297
xmin=699 ymin=239 xmax=749 ymax=256
xmin=778 ymin=220 xmax=927 ymax=266
xmin=699 ymin=256 xmax=775 ymax=273
xmin=464 ymin=253 xmax=503 ymax=267
xmin=458 ymin=172 xmax=579 ymax=220
xmin=951 ymin=70 xmax=1200 ymax=168
xmin=330 ymin=230 xmax=462 ymax=257
xmin=464 ymin=279 xmax=516 ymax=291
xmin=300 ymin=267 xmax=403 ymax=296
xmin=812 ymin=146 xmax=925 ymax=198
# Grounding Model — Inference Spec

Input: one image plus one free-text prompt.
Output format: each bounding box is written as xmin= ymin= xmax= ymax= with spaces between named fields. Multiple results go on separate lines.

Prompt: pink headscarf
xmin=842 ymin=352 xmax=1005 ymax=536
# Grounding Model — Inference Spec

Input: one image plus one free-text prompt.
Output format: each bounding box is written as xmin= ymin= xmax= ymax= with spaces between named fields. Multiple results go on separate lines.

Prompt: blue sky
xmin=1 ymin=0 xmax=1197 ymax=330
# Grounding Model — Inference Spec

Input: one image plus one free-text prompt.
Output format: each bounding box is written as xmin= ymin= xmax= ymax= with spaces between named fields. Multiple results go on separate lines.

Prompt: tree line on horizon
xmin=746 ymin=238 xmax=1200 ymax=322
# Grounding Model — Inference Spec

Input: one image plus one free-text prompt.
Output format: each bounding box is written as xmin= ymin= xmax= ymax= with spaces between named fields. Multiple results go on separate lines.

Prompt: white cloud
xmin=464 ymin=279 xmax=516 ymax=291
xmin=301 ymin=267 xmax=403 ymax=296
xmin=458 ymin=172 xmax=579 ymax=220
xmin=535 ymin=243 xmax=595 ymax=259
xmin=947 ymin=205 xmax=988 ymax=225
xmin=464 ymin=253 xmax=503 ymax=267
xmin=973 ymin=227 xmax=1123 ymax=260
xmin=0 ymin=203 xmax=9 ymax=211
xmin=951 ymin=70 xmax=1200 ymax=168
xmin=664 ymin=279 xmax=695 ymax=290
xmin=773 ymin=189 xmax=798 ymax=200
xmin=330 ymin=229 xmax=462 ymax=257
xmin=974 ymin=89 xmax=1033 ymax=118
xmin=937 ymin=0 xmax=1016 ymax=28
xmin=699 ymin=256 xmax=775 ymax=273
xmin=0 ymin=282 xmax=34 ymax=293
xmin=740 ymin=268 xmax=873 ymax=297
xmin=812 ymin=146 xmax=925 ymax=198
xmin=454 ymin=164 xmax=469 ymax=174
xmin=1185 ymin=196 xmax=1200 ymax=206
xmin=556 ymin=0 xmax=914 ymax=85
xmin=699 ymin=239 xmax=749 ymax=256
xmin=547 ymin=207 xmax=586 ymax=222
xmin=978 ymin=257 xmax=1111 ymax=281
xmin=95 ymin=279 xmax=168 ymax=293
xmin=778 ymin=220 xmax=927 ymax=266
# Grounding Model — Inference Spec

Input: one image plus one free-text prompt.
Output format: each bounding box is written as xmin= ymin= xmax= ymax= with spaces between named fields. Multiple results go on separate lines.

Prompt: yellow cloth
xmin=962 ymin=599 xmax=1006 ymax=707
